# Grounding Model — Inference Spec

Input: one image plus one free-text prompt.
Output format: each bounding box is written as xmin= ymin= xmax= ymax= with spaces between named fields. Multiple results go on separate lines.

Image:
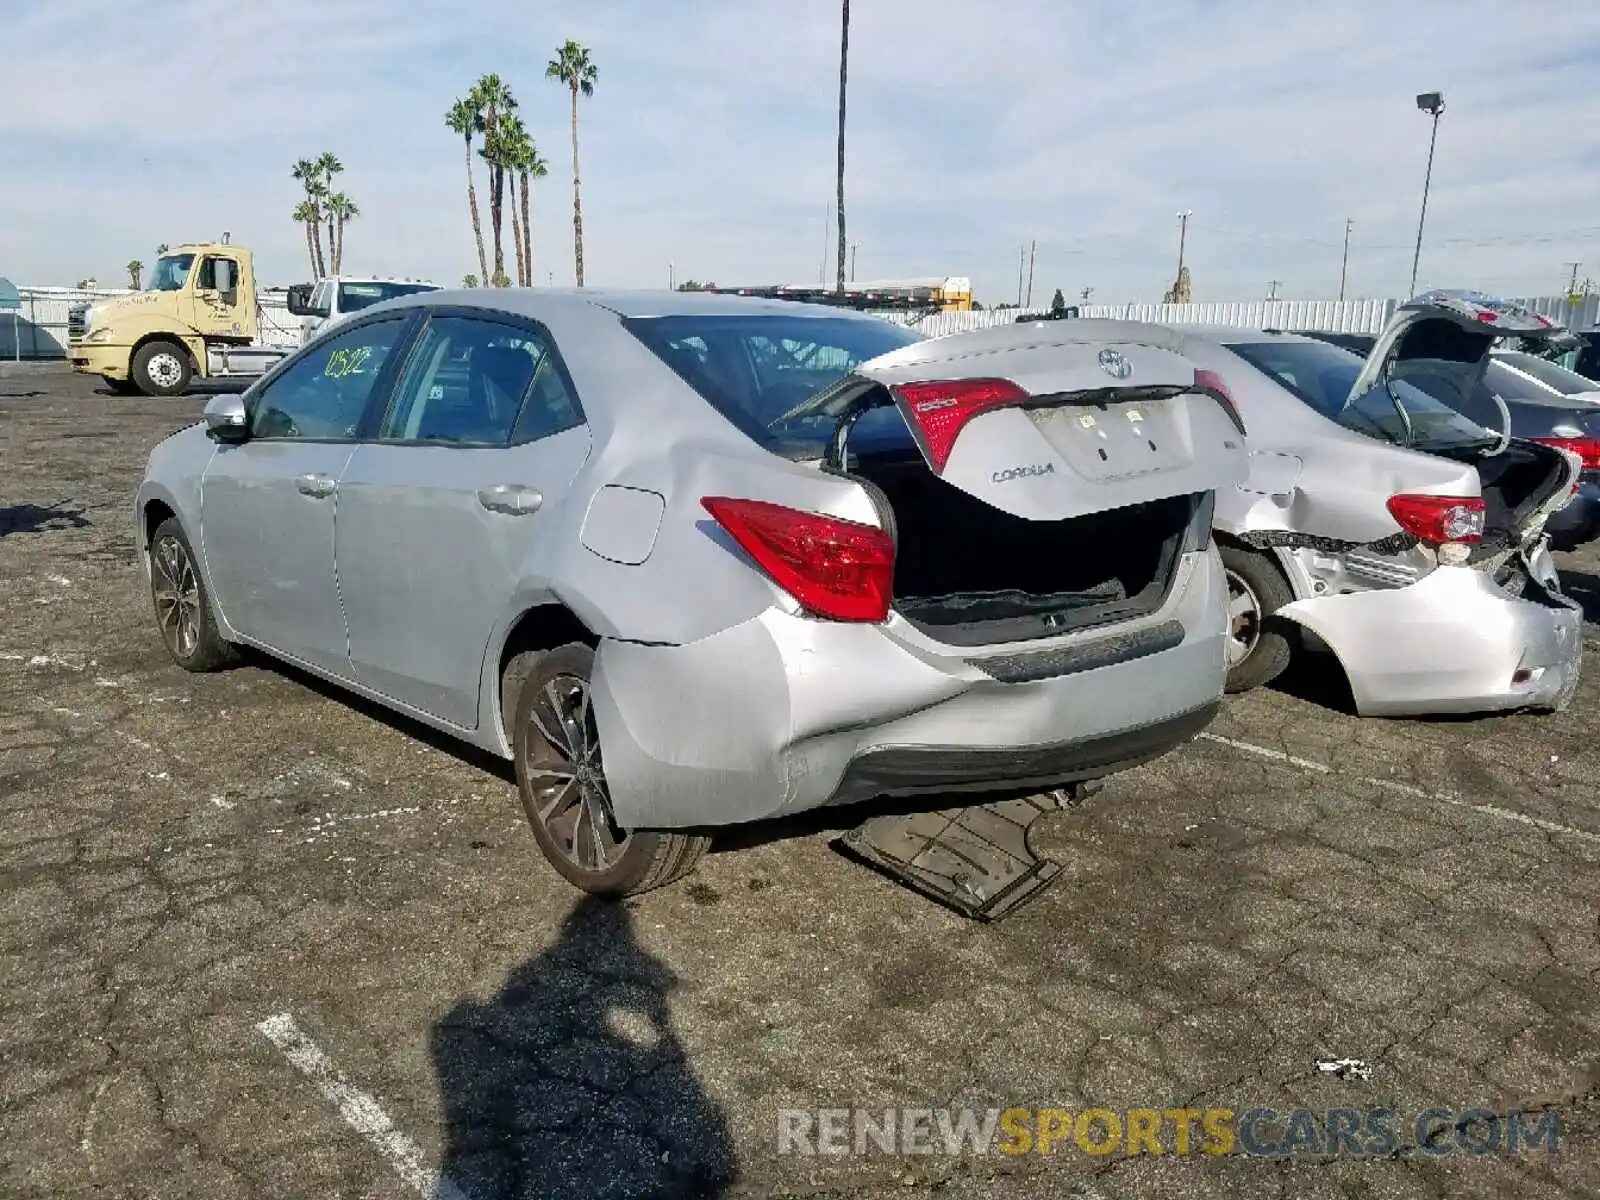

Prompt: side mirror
xmin=285 ymin=284 xmax=313 ymax=316
xmin=202 ymin=393 xmax=248 ymax=441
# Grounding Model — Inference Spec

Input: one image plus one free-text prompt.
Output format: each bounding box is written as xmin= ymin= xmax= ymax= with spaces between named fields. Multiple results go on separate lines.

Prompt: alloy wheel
xmin=152 ymin=535 xmax=201 ymax=659
xmin=524 ymin=673 xmax=630 ymax=872
xmin=1225 ymin=568 xmax=1262 ymax=668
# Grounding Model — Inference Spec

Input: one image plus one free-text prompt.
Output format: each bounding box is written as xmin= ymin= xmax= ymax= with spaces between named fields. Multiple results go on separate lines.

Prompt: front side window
xmin=249 ymin=318 xmax=408 ymax=441
xmin=147 ymin=254 xmax=195 ymax=292
xmin=622 ymin=314 xmax=923 ymax=455
xmin=379 ymin=315 xmax=580 ymax=446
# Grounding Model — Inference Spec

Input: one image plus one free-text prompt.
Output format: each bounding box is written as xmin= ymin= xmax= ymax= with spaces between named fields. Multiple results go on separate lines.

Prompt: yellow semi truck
xmin=68 ymin=242 xmax=292 ymax=396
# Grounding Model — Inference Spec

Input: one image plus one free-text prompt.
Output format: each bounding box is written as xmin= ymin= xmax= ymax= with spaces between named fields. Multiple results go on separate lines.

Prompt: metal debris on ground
xmin=1316 ymin=1058 xmax=1375 ymax=1081
xmin=834 ymin=790 xmax=1081 ymax=921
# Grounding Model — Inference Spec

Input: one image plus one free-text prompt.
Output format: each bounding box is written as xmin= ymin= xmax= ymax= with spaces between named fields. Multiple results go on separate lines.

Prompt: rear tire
xmin=506 ymin=643 xmax=710 ymax=897
xmin=131 ymin=340 xmax=192 ymax=397
xmin=149 ymin=517 xmax=238 ymax=672
xmin=1220 ymin=545 xmax=1295 ymax=693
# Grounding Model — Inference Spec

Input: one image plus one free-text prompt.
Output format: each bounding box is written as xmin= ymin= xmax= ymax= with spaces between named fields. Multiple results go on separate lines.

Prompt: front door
xmin=185 ymin=254 xmax=249 ymax=340
xmin=200 ymin=314 xmax=414 ymax=676
xmin=335 ymin=310 xmax=591 ymax=726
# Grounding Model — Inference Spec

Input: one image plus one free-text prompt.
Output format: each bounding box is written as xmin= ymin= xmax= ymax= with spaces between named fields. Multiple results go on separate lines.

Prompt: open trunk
xmin=851 ymin=447 xmax=1204 ymax=645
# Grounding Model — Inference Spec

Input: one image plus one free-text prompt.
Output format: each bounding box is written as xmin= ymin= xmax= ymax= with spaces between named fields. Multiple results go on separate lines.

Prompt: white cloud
xmin=2 ymin=0 xmax=1598 ymax=303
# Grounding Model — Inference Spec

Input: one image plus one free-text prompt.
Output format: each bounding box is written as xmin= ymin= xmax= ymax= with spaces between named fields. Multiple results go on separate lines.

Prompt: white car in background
xmin=1489 ymin=349 xmax=1600 ymax=404
xmin=286 ymin=276 xmax=441 ymax=345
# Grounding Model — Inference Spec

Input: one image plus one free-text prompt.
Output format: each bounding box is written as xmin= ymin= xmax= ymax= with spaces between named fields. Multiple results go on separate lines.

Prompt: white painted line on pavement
xmin=1198 ymin=732 xmax=1600 ymax=845
xmin=256 ymin=1011 xmax=469 ymax=1200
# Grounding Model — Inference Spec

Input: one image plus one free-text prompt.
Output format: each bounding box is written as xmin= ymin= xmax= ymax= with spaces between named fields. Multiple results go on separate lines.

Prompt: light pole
xmin=1409 ymin=91 xmax=1445 ymax=299
xmin=1175 ymin=210 xmax=1192 ymax=282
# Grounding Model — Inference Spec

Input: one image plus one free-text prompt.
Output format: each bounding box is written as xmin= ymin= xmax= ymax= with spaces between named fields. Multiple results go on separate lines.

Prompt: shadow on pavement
xmin=431 ymin=897 xmax=737 ymax=1198
xmin=0 ymin=502 xmax=90 ymax=537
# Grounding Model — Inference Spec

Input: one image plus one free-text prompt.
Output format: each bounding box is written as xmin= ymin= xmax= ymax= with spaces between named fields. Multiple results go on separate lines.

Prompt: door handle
xmin=295 ymin=473 xmax=337 ymax=499
xmin=477 ymin=484 xmax=542 ymax=515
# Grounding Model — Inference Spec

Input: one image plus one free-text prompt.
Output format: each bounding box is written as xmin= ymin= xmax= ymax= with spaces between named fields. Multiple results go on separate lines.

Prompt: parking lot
xmin=3 ymin=370 xmax=1599 ymax=1198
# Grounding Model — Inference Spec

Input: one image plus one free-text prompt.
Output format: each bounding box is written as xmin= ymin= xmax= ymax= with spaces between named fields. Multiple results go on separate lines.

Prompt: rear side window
xmin=622 ymin=314 xmax=922 ymax=454
xmin=379 ymin=314 xmax=581 ymax=447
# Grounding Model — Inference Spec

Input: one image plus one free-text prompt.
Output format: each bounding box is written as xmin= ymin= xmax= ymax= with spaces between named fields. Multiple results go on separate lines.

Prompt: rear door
xmin=334 ymin=309 xmax=591 ymax=727
xmin=822 ymin=321 xmax=1250 ymax=520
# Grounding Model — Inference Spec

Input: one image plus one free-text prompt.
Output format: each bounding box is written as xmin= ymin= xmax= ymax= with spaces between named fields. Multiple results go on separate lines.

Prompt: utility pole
xmin=1409 ymin=91 xmax=1446 ymax=298
xmin=1565 ymin=262 xmax=1581 ymax=296
xmin=1016 ymin=243 xmax=1026 ymax=307
xmin=1025 ymin=239 xmax=1037 ymax=309
xmin=850 ymin=242 xmax=858 ymax=282
xmin=1175 ymin=210 xmax=1192 ymax=282
xmin=1267 ymin=280 xmax=1282 ymax=301
xmin=669 ymin=262 xmax=675 ymax=290
xmin=1081 ymin=286 xmax=1094 ymax=304
xmin=1338 ymin=218 xmax=1352 ymax=302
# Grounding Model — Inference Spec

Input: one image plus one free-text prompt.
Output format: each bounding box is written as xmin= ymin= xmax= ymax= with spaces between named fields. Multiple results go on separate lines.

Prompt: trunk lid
xmin=789 ymin=320 xmax=1248 ymax=521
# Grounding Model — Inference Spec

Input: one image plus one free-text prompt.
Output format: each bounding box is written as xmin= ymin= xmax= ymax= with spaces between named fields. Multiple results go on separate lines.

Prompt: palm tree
xmin=446 ymin=97 xmax=489 ymax=285
xmin=291 ymin=158 xmax=328 ymax=276
xmin=518 ymin=143 xmax=548 ymax=287
xmin=834 ymin=0 xmax=849 ymax=294
xmin=462 ymin=274 xmax=480 ymax=288
xmin=470 ymin=74 xmax=518 ymax=287
xmin=484 ymin=117 xmax=527 ymax=288
xmin=546 ymin=41 xmax=597 ymax=287
xmin=316 ymin=152 xmax=345 ymax=273
xmin=292 ymin=199 xmax=321 ymax=276
xmin=156 ymin=244 xmax=170 ymax=255
xmin=328 ymin=193 xmax=358 ymax=273
xmin=126 ymin=259 xmax=143 ymax=290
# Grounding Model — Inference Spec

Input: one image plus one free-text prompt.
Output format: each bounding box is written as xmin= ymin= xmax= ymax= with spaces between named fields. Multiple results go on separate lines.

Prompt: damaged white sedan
xmin=1130 ymin=292 xmax=1584 ymax=716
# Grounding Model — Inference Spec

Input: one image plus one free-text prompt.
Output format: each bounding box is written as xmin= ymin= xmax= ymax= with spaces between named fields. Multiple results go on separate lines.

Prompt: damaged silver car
xmin=135 ymin=292 xmax=1247 ymax=896
xmin=1155 ymin=292 xmax=1584 ymax=716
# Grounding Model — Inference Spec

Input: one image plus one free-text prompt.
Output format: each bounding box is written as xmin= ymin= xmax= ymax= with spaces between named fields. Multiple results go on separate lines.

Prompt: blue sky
xmin=5 ymin=0 xmax=1600 ymax=304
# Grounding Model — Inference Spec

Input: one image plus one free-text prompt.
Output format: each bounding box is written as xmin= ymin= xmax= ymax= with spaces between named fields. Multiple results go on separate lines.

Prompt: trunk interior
xmin=1432 ymin=440 xmax=1572 ymax=555
xmin=848 ymin=449 xmax=1199 ymax=646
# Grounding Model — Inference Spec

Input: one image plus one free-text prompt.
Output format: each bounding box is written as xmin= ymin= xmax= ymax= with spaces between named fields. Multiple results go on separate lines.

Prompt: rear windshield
xmin=1226 ymin=338 xmax=1497 ymax=451
xmin=338 ymin=282 xmax=437 ymax=313
xmin=622 ymin=313 xmax=924 ymax=455
xmin=1493 ymin=351 xmax=1600 ymax=396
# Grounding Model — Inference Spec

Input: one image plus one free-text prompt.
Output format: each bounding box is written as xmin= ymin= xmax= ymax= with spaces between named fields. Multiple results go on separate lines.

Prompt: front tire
xmin=131 ymin=340 xmax=193 ymax=397
xmin=1221 ymin=545 xmax=1295 ymax=693
xmin=507 ymin=643 xmax=710 ymax=897
xmin=149 ymin=517 xmax=237 ymax=672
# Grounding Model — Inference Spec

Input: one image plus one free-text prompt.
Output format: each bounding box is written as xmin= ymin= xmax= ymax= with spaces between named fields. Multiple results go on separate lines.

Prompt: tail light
xmin=701 ymin=496 xmax=894 ymax=622
xmin=889 ymin=378 xmax=1029 ymax=471
xmin=1193 ymin=368 xmax=1247 ymax=436
xmin=1386 ymin=494 xmax=1486 ymax=544
xmin=1530 ymin=436 xmax=1600 ymax=471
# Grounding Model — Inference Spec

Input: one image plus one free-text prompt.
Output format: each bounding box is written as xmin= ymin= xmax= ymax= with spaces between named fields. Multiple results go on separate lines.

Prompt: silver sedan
xmin=137 ymin=290 xmax=1246 ymax=895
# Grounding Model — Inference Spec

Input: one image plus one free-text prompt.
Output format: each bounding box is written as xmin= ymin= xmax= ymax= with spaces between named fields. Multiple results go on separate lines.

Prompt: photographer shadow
xmin=431 ymin=897 xmax=736 ymax=1199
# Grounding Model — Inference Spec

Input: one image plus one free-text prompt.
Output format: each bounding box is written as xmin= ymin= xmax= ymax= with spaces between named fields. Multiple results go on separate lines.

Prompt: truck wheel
xmin=1220 ymin=545 xmax=1295 ymax=693
xmin=101 ymin=376 xmax=140 ymax=396
xmin=132 ymin=341 xmax=192 ymax=397
xmin=506 ymin=643 xmax=710 ymax=897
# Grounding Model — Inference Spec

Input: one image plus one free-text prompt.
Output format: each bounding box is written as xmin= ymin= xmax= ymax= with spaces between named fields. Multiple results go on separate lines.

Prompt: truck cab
xmin=286 ymin=276 xmax=441 ymax=346
xmin=67 ymin=243 xmax=290 ymax=396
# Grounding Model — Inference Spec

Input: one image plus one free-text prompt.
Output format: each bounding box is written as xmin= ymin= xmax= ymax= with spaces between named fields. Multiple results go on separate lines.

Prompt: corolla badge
xmin=1097 ymin=348 xmax=1133 ymax=379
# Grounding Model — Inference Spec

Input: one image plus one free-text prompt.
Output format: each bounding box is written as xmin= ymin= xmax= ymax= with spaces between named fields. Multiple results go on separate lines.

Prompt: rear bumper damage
xmin=591 ymin=548 xmax=1228 ymax=830
xmin=1277 ymin=558 xmax=1582 ymax=716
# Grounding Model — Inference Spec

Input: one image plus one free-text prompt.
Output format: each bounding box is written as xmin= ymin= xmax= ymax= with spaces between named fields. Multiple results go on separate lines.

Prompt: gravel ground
xmin=3 ymin=372 xmax=1599 ymax=1199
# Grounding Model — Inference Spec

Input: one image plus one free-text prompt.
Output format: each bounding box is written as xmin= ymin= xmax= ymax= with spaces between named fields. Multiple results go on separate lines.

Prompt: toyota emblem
xmin=1097 ymin=348 xmax=1133 ymax=379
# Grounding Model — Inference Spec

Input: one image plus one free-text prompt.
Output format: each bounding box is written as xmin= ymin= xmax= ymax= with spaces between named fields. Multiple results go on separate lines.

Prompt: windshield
xmin=1226 ymin=338 xmax=1498 ymax=451
xmin=1493 ymin=351 xmax=1600 ymax=396
xmin=337 ymin=282 xmax=437 ymax=313
xmin=147 ymin=254 xmax=195 ymax=292
xmin=622 ymin=314 xmax=925 ymax=454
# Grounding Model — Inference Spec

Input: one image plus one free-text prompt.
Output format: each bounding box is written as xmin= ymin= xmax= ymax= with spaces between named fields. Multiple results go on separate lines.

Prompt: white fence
xmin=883 ymin=293 xmax=1600 ymax=340
xmin=1 ymin=286 xmax=301 ymax=360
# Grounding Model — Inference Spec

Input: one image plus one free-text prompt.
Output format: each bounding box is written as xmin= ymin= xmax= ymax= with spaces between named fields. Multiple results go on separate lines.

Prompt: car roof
xmin=1162 ymin=323 xmax=1327 ymax=345
xmin=363 ymin=287 xmax=875 ymax=322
